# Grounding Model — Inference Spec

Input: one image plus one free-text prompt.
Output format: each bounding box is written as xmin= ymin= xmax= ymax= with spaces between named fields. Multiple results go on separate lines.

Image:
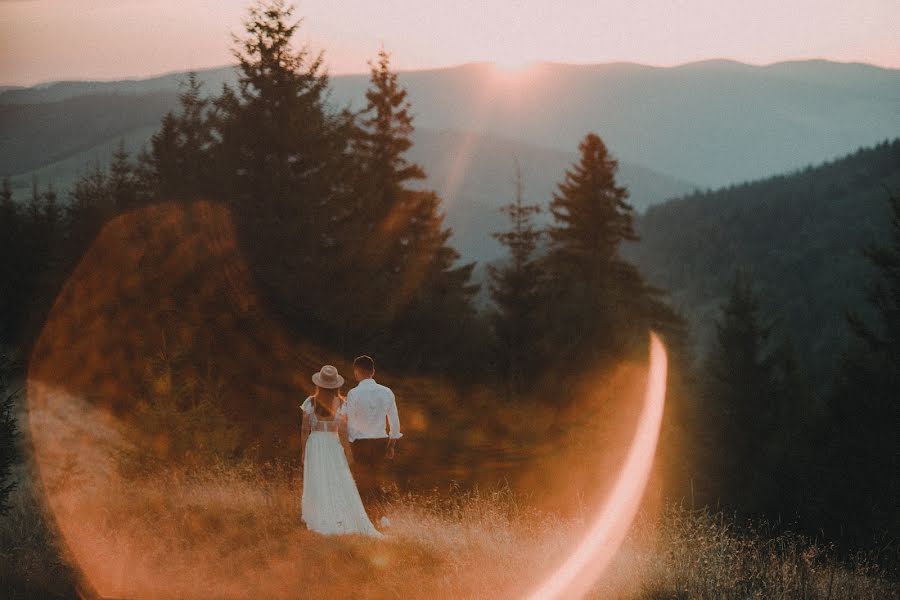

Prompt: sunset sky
xmin=2 ymin=0 xmax=899 ymax=86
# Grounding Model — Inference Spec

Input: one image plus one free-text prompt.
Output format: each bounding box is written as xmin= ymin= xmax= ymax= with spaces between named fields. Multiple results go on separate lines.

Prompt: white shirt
xmin=341 ymin=378 xmax=402 ymax=443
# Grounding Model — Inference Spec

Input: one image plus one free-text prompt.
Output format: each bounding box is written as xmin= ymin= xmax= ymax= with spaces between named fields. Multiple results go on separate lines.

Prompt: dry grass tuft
xmin=2 ymin=457 xmax=897 ymax=599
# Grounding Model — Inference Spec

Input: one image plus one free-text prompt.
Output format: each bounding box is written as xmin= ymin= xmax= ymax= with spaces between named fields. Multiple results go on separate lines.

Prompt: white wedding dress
xmin=300 ymin=397 xmax=382 ymax=538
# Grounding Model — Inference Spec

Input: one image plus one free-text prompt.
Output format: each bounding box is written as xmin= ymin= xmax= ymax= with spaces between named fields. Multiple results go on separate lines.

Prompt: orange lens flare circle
xmin=26 ymin=202 xmax=669 ymax=598
xmin=528 ymin=332 xmax=668 ymax=600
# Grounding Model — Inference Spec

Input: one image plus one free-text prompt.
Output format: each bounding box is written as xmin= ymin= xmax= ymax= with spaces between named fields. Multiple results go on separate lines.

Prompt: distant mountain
xmin=0 ymin=91 xmax=178 ymax=177
xmin=3 ymin=59 xmax=897 ymax=186
xmin=625 ymin=139 xmax=900 ymax=389
xmin=0 ymin=67 xmax=239 ymax=105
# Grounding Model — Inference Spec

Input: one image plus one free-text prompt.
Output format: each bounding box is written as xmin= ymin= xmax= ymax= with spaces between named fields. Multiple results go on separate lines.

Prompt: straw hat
xmin=312 ymin=365 xmax=344 ymax=389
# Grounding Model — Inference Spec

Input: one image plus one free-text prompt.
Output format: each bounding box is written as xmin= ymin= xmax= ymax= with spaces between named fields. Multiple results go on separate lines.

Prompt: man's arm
xmin=386 ymin=389 xmax=402 ymax=442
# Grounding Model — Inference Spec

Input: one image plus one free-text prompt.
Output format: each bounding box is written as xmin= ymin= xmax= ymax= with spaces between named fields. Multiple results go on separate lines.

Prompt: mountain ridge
xmin=4 ymin=57 xmax=897 ymax=94
xmin=3 ymin=58 xmax=896 ymax=186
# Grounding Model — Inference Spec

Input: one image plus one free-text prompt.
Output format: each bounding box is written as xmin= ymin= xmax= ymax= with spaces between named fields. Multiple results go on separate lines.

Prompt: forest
xmin=0 ymin=1 xmax=897 ymax=594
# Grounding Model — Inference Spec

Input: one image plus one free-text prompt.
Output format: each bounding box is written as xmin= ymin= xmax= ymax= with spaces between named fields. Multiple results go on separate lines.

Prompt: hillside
xmin=3 ymin=59 xmax=897 ymax=186
xmin=625 ymin=139 xmax=900 ymax=387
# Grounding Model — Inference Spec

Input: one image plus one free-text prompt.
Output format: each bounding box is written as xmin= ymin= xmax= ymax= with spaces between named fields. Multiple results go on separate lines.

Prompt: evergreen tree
xmin=348 ymin=48 xmax=428 ymax=328
xmin=109 ymin=140 xmax=139 ymax=209
xmin=0 ymin=346 xmax=18 ymax=515
xmin=143 ymin=111 xmax=182 ymax=200
xmin=27 ymin=175 xmax=43 ymax=225
xmin=43 ymin=182 xmax=61 ymax=232
xmin=543 ymin=133 xmax=681 ymax=366
xmin=67 ymin=160 xmax=115 ymax=254
xmin=488 ymin=160 xmax=543 ymax=396
xmin=38 ymin=182 xmax=64 ymax=284
xmin=24 ymin=177 xmax=49 ymax=296
xmin=704 ymin=272 xmax=785 ymax=514
xmin=352 ymin=48 xmax=478 ymax=369
xmin=208 ymin=0 xmax=356 ymax=331
xmin=828 ymin=189 xmax=900 ymax=546
xmin=0 ymin=179 xmax=20 ymax=342
xmin=214 ymin=0 xmax=351 ymax=221
xmin=140 ymin=73 xmax=214 ymax=202
xmin=0 ymin=177 xmax=13 ymax=219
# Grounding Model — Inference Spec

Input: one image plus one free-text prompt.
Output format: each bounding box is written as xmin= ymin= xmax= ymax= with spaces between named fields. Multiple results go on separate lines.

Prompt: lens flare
xmin=528 ymin=332 xmax=668 ymax=600
xmin=26 ymin=201 xmax=669 ymax=598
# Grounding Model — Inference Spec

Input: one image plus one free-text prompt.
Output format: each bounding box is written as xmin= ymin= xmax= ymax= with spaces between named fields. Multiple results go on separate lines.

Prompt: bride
xmin=301 ymin=365 xmax=382 ymax=538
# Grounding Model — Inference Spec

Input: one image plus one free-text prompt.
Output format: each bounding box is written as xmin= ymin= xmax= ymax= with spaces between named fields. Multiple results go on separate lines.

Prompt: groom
xmin=343 ymin=355 xmax=402 ymax=511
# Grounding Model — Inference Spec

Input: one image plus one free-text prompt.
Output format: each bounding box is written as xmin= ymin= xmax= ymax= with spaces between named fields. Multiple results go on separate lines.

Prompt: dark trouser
xmin=350 ymin=438 xmax=388 ymax=509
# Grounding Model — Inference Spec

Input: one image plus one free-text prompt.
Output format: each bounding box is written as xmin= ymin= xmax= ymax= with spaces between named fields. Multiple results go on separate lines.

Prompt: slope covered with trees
xmin=628 ymin=139 xmax=900 ymax=391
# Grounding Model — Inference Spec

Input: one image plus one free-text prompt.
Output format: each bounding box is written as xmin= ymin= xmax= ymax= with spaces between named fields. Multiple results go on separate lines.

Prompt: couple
xmin=300 ymin=355 xmax=402 ymax=538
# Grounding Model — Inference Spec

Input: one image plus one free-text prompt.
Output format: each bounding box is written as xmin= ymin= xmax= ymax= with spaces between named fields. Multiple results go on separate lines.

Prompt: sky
xmin=1 ymin=0 xmax=899 ymax=86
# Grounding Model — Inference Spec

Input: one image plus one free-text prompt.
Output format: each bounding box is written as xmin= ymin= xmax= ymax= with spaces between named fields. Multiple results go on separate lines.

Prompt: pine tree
xmin=0 ymin=177 xmax=15 ymax=248
xmin=357 ymin=48 xmax=426 ymax=201
xmin=27 ymin=175 xmax=43 ymax=225
xmin=344 ymin=47 xmax=428 ymax=330
xmin=548 ymin=134 xmax=637 ymax=266
xmin=543 ymin=132 xmax=680 ymax=365
xmin=109 ymin=140 xmax=139 ymax=209
xmin=208 ymin=0 xmax=357 ymax=332
xmin=141 ymin=73 xmax=214 ymax=201
xmin=9 ymin=178 xmax=64 ymax=348
xmin=488 ymin=160 xmax=543 ymax=396
xmin=67 ymin=160 xmax=114 ymax=254
xmin=828 ymin=188 xmax=900 ymax=546
xmin=704 ymin=272 xmax=782 ymax=514
xmin=352 ymin=48 xmax=478 ymax=368
xmin=0 ymin=177 xmax=13 ymax=217
xmin=172 ymin=73 xmax=213 ymax=200
xmin=39 ymin=182 xmax=64 ymax=282
xmin=43 ymin=183 xmax=61 ymax=231
xmin=25 ymin=177 xmax=49 ymax=279
xmin=0 ymin=346 xmax=18 ymax=515
xmin=214 ymin=0 xmax=351 ymax=221
xmin=144 ymin=111 xmax=182 ymax=199
xmin=0 ymin=179 xmax=20 ymax=342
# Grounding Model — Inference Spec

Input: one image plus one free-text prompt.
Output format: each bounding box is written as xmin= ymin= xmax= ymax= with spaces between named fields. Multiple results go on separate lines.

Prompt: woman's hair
xmin=312 ymin=385 xmax=342 ymax=418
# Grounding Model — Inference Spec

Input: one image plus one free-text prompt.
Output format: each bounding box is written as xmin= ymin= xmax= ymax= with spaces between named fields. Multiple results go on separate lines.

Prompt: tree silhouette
xmin=828 ymin=188 xmax=900 ymax=546
xmin=349 ymin=48 xmax=478 ymax=369
xmin=345 ymin=47 xmax=429 ymax=331
xmin=140 ymin=73 xmax=214 ymax=202
xmin=488 ymin=159 xmax=543 ymax=396
xmin=0 ymin=347 xmax=18 ymax=515
xmin=703 ymin=272 xmax=782 ymax=513
xmin=208 ymin=0 xmax=357 ymax=335
xmin=542 ymin=133 xmax=681 ymax=366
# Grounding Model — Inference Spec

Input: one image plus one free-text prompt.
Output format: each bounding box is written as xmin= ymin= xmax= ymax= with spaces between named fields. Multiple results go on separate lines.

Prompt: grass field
xmin=2 ymin=455 xmax=897 ymax=600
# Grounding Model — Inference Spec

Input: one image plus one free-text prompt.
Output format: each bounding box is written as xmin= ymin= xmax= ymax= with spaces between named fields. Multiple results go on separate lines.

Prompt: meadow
xmin=2 ymin=452 xmax=897 ymax=599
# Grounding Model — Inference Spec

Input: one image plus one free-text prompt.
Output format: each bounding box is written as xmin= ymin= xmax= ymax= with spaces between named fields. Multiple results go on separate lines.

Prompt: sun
xmin=492 ymin=57 xmax=534 ymax=75
xmin=490 ymin=59 xmax=540 ymax=89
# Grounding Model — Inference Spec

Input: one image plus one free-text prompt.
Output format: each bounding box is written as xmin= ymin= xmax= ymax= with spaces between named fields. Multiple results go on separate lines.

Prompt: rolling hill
xmin=3 ymin=59 xmax=898 ymax=186
xmin=625 ymin=139 xmax=900 ymax=387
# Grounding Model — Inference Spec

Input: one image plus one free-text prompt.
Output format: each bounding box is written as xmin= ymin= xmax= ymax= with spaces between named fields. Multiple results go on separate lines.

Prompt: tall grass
xmin=2 ymin=456 xmax=897 ymax=599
